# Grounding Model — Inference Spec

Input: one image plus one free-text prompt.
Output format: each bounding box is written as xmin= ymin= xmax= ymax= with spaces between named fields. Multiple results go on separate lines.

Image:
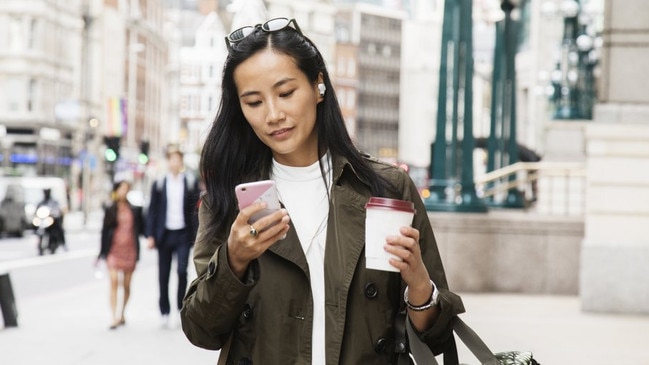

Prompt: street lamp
xmin=424 ymin=0 xmax=487 ymax=213
xmin=546 ymin=0 xmax=598 ymax=120
xmin=485 ymin=0 xmax=526 ymax=208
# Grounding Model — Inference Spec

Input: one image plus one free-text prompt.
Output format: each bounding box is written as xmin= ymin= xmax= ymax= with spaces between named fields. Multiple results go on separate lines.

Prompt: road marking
xmin=0 ymin=248 xmax=96 ymax=272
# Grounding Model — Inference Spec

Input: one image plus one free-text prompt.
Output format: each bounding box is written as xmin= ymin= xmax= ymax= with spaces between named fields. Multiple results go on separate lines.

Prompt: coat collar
xmin=267 ymin=152 xmax=371 ymax=292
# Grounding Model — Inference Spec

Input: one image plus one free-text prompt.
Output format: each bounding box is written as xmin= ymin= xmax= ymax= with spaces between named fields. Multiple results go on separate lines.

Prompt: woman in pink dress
xmin=98 ymin=180 xmax=143 ymax=329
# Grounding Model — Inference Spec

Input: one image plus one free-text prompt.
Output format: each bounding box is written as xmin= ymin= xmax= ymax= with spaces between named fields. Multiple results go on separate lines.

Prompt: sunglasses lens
xmin=263 ymin=18 xmax=290 ymax=32
xmin=227 ymin=19 xmax=300 ymax=51
xmin=229 ymin=26 xmax=254 ymax=42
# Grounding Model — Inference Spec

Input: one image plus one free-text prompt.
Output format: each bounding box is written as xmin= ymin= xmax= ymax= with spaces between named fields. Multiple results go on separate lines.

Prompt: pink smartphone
xmin=235 ymin=180 xmax=281 ymax=224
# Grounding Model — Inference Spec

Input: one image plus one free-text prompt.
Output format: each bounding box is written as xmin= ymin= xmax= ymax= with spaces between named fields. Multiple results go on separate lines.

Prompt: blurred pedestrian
xmin=36 ymin=188 xmax=67 ymax=252
xmin=180 ymin=17 xmax=464 ymax=364
xmin=145 ymin=145 xmax=200 ymax=328
xmin=98 ymin=180 xmax=143 ymax=330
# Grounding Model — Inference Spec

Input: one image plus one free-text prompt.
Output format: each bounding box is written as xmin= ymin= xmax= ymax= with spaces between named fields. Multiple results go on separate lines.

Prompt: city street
xmin=1 ymin=212 xmax=649 ymax=364
xmin=0 ymin=212 xmax=218 ymax=364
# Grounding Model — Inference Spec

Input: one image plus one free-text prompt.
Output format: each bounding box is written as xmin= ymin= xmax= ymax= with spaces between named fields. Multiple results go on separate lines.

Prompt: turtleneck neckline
xmin=272 ymin=152 xmax=332 ymax=183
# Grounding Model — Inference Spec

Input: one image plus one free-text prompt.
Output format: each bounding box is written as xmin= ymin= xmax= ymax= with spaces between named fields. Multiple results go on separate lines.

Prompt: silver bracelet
xmin=404 ymin=279 xmax=439 ymax=311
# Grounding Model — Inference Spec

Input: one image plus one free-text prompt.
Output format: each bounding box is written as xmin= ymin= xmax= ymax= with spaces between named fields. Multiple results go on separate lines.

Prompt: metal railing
xmin=474 ymin=161 xmax=586 ymax=216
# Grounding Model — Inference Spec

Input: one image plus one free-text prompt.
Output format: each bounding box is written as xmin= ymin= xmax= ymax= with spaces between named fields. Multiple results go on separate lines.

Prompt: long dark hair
xmin=200 ymin=21 xmax=393 ymax=239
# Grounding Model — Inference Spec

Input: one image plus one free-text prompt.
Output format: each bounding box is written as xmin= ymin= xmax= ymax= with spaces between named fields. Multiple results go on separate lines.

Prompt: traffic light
xmin=103 ymin=136 xmax=121 ymax=162
xmin=138 ymin=140 xmax=150 ymax=164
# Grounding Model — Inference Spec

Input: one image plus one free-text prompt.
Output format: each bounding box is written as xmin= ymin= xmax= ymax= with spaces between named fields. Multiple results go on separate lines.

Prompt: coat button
xmin=374 ymin=337 xmax=388 ymax=353
xmin=395 ymin=340 xmax=406 ymax=353
xmin=364 ymin=282 xmax=378 ymax=299
xmin=237 ymin=358 xmax=251 ymax=365
xmin=241 ymin=304 xmax=253 ymax=321
xmin=207 ymin=261 xmax=216 ymax=275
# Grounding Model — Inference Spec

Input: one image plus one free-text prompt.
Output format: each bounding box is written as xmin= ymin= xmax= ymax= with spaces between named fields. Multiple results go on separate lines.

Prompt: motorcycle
xmin=33 ymin=204 xmax=64 ymax=255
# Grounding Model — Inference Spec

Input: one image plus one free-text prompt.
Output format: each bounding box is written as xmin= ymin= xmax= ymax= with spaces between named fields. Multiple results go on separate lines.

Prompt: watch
xmin=404 ymin=279 xmax=439 ymax=311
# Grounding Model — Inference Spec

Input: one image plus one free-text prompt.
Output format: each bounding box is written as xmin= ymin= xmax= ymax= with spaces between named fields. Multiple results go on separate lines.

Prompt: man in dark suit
xmin=145 ymin=145 xmax=200 ymax=328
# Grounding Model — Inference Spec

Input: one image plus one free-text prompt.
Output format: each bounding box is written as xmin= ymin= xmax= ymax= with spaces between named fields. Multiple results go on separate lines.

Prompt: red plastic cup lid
xmin=365 ymin=197 xmax=415 ymax=213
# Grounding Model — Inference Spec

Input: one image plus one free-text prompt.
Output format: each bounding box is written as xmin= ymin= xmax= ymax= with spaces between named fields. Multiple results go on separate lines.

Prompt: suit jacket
xmin=145 ymin=173 xmax=200 ymax=246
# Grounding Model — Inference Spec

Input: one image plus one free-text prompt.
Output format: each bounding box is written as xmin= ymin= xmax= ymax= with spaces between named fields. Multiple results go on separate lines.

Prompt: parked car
xmin=0 ymin=181 xmax=28 ymax=237
xmin=0 ymin=176 xmax=68 ymax=235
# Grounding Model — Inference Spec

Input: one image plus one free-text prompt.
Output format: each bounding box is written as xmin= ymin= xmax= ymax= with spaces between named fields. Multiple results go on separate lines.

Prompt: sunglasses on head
xmin=224 ymin=17 xmax=302 ymax=52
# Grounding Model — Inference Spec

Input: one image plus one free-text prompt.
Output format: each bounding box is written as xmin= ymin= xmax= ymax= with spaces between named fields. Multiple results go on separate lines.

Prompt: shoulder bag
xmin=404 ymin=316 xmax=540 ymax=365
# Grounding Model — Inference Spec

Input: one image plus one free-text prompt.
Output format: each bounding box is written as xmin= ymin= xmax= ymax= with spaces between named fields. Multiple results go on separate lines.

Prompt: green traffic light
xmin=138 ymin=153 xmax=149 ymax=164
xmin=105 ymin=149 xmax=117 ymax=162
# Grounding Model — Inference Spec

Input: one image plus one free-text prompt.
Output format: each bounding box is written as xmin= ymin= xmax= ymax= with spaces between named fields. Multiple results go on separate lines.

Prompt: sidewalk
xmin=0 ymin=250 xmax=219 ymax=365
xmin=63 ymin=210 xmax=104 ymax=233
xmin=455 ymin=293 xmax=649 ymax=364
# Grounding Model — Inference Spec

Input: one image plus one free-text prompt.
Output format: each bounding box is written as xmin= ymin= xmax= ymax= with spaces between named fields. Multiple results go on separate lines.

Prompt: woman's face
xmin=234 ymin=48 xmax=323 ymax=167
xmin=116 ymin=182 xmax=129 ymax=201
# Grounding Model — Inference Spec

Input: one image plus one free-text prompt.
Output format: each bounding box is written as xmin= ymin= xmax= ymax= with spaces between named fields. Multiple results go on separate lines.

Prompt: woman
xmin=98 ymin=180 xmax=143 ymax=330
xmin=180 ymin=17 xmax=464 ymax=364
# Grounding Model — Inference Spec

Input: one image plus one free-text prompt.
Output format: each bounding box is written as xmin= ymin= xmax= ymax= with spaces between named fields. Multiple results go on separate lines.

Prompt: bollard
xmin=0 ymin=272 xmax=18 ymax=328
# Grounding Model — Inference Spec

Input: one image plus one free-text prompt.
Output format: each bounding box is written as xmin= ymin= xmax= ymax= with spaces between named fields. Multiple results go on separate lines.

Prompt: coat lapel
xmin=268 ymin=224 xmax=310 ymax=276
xmin=323 ymin=161 xmax=371 ymax=365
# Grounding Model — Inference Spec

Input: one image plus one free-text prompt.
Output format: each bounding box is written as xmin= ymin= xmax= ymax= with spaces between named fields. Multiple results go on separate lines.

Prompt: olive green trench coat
xmin=181 ymin=155 xmax=464 ymax=364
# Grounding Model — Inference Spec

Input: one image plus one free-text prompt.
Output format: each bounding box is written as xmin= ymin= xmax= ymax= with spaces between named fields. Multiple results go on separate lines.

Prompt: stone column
xmin=581 ymin=1 xmax=649 ymax=313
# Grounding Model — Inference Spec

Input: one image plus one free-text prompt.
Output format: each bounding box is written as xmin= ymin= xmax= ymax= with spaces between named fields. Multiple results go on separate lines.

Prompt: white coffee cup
xmin=365 ymin=197 xmax=416 ymax=272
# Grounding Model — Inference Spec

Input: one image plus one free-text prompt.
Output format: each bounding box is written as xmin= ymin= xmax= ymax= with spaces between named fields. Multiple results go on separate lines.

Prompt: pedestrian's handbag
xmin=403 ymin=316 xmax=540 ymax=365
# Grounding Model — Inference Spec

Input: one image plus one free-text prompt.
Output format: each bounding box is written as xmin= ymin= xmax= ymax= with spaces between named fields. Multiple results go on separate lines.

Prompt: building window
xmin=367 ymin=43 xmax=376 ymax=55
xmin=28 ymin=18 xmax=37 ymax=49
xmin=7 ymin=77 xmax=22 ymax=111
xmin=347 ymin=58 xmax=356 ymax=77
xmin=180 ymin=95 xmax=190 ymax=116
xmin=347 ymin=91 xmax=356 ymax=108
xmin=27 ymin=78 xmax=36 ymax=111
xmin=336 ymin=26 xmax=350 ymax=43
xmin=382 ymin=45 xmax=392 ymax=57
xmin=10 ymin=16 xmax=23 ymax=51
xmin=207 ymin=95 xmax=214 ymax=113
xmin=338 ymin=89 xmax=347 ymax=108
xmin=337 ymin=56 xmax=346 ymax=76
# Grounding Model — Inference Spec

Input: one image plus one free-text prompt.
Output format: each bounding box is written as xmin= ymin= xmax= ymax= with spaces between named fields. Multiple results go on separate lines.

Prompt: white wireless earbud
xmin=318 ymin=83 xmax=326 ymax=97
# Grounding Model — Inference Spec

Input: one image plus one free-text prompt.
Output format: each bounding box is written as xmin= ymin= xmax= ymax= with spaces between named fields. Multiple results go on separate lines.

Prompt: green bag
xmin=494 ymin=351 xmax=539 ymax=365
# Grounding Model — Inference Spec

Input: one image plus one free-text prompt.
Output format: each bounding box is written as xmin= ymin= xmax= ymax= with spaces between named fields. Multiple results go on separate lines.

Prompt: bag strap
xmin=405 ymin=317 xmax=439 ymax=365
xmin=452 ymin=317 xmax=498 ymax=364
xmin=406 ymin=316 xmax=499 ymax=365
xmin=394 ymin=310 xmax=410 ymax=364
xmin=216 ymin=335 xmax=232 ymax=365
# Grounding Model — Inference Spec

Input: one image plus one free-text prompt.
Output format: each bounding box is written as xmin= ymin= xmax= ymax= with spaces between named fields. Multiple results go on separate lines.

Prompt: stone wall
xmin=579 ymin=0 xmax=649 ymax=314
xmin=429 ymin=211 xmax=583 ymax=295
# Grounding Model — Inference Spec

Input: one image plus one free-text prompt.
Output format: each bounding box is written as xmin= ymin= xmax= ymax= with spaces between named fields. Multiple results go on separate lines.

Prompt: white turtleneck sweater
xmin=271 ymin=153 xmax=332 ymax=365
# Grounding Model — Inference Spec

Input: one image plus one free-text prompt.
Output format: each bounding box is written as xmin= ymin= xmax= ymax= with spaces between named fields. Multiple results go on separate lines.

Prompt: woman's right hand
xmin=227 ymin=202 xmax=290 ymax=279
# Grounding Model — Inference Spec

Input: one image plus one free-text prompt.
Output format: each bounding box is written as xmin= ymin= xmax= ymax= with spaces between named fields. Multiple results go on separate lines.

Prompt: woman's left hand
xmin=385 ymin=227 xmax=432 ymax=300
xmin=386 ymin=226 xmax=439 ymax=330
